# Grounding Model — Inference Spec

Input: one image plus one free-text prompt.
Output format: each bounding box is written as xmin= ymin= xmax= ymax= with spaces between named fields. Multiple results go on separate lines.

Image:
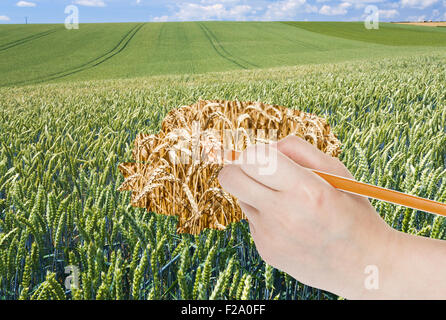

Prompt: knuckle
xmin=284 ymin=134 xmax=301 ymax=144
xmin=312 ymin=188 xmax=328 ymax=209
xmin=332 ymin=157 xmax=345 ymax=171
xmin=306 ymin=184 xmax=333 ymax=209
xmin=332 ymin=157 xmax=344 ymax=167
xmin=314 ymin=156 xmax=328 ymax=169
xmin=278 ymin=135 xmax=300 ymax=150
xmin=330 ymin=157 xmax=353 ymax=178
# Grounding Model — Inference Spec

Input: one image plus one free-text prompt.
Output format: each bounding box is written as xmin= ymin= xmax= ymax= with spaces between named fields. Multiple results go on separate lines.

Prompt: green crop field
xmin=0 ymin=21 xmax=445 ymax=300
xmin=284 ymin=21 xmax=446 ymax=46
xmin=1 ymin=21 xmax=446 ymax=87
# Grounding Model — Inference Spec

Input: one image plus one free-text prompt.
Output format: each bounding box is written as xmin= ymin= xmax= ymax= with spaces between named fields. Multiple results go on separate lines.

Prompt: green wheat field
xmin=0 ymin=21 xmax=445 ymax=300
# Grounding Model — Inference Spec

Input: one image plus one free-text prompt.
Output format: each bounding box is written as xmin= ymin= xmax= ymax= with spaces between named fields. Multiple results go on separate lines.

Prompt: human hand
xmin=218 ymin=135 xmax=397 ymax=299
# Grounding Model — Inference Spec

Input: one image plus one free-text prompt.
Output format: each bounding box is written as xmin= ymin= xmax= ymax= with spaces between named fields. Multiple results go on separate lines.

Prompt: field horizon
xmin=1 ymin=21 xmax=446 ymax=87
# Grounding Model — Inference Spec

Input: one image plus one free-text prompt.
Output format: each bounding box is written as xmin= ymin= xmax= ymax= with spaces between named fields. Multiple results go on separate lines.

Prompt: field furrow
xmin=0 ymin=28 xmax=61 ymax=52
xmin=5 ymin=23 xmax=144 ymax=87
xmin=198 ymin=22 xmax=258 ymax=69
xmin=1 ymin=22 xmax=445 ymax=85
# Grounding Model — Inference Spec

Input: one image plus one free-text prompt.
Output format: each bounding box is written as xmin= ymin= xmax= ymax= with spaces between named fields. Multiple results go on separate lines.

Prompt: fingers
xmin=218 ymin=164 xmax=277 ymax=210
xmin=275 ymin=135 xmax=374 ymax=206
xmin=237 ymin=144 xmax=323 ymax=192
xmin=274 ymin=135 xmax=354 ymax=179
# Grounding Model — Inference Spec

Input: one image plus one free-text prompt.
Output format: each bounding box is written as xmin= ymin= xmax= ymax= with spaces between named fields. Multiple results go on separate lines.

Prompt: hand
xmin=218 ymin=135 xmax=397 ymax=299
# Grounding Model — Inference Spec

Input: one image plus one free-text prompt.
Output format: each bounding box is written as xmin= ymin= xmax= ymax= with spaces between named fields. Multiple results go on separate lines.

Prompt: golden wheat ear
xmin=118 ymin=100 xmax=341 ymax=235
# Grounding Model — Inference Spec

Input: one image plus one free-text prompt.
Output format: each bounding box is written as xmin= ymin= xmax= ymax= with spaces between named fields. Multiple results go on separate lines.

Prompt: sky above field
xmin=0 ymin=0 xmax=445 ymax=24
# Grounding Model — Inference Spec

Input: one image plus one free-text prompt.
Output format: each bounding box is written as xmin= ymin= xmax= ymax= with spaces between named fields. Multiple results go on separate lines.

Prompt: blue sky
xmin=0 ymin=0 xmax=445 ymax=24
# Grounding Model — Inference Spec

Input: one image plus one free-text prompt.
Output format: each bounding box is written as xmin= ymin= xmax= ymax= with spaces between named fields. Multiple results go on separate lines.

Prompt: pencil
xmin=228 ymin=150 xmax=446 ymax=217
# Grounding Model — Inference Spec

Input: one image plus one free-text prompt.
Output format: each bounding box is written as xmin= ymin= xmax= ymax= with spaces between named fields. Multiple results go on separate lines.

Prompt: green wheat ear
xmin=0 ymin=52 xmax=445 ymax=300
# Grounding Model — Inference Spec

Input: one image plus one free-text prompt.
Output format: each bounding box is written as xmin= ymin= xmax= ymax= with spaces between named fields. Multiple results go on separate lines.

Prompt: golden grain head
xmin=118 ymin=100 xmax=341 ymax=235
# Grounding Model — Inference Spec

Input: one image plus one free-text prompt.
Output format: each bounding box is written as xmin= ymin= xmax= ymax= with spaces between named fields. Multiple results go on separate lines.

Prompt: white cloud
xmin=153 ymin=15 xmax=168 ymax=22
xmin=160 ymin=3 xmax=253 ymax=21
xmin=149 ymin=0 xmax=409 ymax=22
xmin=0 ymin=15 xmax=11 ymax=21
xmin=345 ymin=0 xmax=387 ymax=9
xmin=387 ymin=2 xmax=400 ymax=8
xmin=353 ymin=2 xmax=386 ymax=10
xmin=319 ymin=2 xmax=352 ymax=15
xmin=200 ymin=0 xmax=241 ymax=3
xmin=379 ymin=9 xmax=399 ymax=18
xmin=407 ymin=14 xmax=427 ymax=20
xmin=16 ymin=1 xmax=36 ymax=7
xmin=400 ymin=0 xmax=438 ymax=9
xmin=74 ymin=0 xmax=106 ymax=7
xmin=263 ymin=0 xmax=318 ymax=20
xmin=136 ymin=0 xmax=141 ymax=4
xmin=345 ymin=0 xmax=384 ymax=2
xmin=340 ymin=0 xmax=385 ymax=8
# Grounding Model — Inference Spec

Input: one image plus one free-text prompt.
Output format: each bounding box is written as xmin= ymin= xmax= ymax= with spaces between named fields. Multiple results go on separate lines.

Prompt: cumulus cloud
xmin=319 ymin=2 xmax=352 ymax=15
xmin=407 ymin=14 xmax=427 ymax=20
xmin=150 ymin=0 xmax=437 ymax=22
xmin=386 ymin=2 xmax=400 ymax=8
xmin=153 ymin=15 xmax=169 ymax=22
xmin=16 ymin=1 xmax=36 ymax=7
xmin=153 ymin=0 xmax=327 ymax=22
xmin=199 ymin=0 xmax=241 ymax=3
xmin=400 ymin=0 xmax=438 ymax=9
xmin=154 ymin=2 xmax=253 ymax=21
xmin=379 ymin=9 xmax=399 ymax=18
xmin=74 ymin=0 xmax=106 ymax=7
xmin=263 ymin=0 xmax=318 ymax=20
xmin=340 ymin=0 xmax=385 ymax=5
xmin=0 ymin=15 xmax=11 ymax=21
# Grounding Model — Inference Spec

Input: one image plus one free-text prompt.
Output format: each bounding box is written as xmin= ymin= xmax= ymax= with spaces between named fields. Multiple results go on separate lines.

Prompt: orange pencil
xmin=229 ymin=150 xmax=446 ymax=217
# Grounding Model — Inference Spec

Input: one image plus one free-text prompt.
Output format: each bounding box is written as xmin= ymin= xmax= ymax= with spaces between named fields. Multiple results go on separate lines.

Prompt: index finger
xmin=235 ymin=144 xmax=326 ymax=192
xmin=274 ymin=135 xmax=353 ymax=179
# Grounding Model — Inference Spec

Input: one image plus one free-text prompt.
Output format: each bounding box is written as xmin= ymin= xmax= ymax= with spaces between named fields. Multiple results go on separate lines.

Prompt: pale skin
xmin=218 ymin=135 xmax=446 ymax=299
